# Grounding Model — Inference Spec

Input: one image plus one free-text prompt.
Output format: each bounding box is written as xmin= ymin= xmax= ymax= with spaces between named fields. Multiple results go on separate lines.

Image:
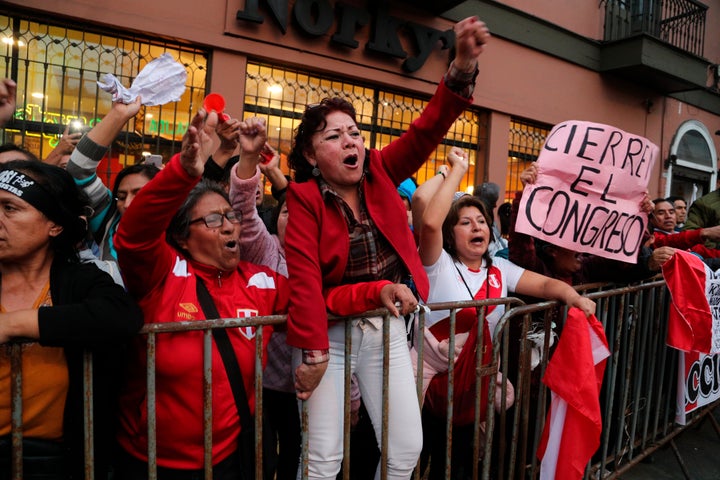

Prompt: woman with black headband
xmin=0 ymin=160 xmax=143 ymax=480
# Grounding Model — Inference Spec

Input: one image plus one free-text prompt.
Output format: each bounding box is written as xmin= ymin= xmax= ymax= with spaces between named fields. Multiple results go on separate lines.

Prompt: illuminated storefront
xmin=0 ymin=13 xmax=207 ymax=186
xmin=0 ymin=0 xmax=608 ymax=201
xmin=0 ymin=8 xmax=495 ymax=194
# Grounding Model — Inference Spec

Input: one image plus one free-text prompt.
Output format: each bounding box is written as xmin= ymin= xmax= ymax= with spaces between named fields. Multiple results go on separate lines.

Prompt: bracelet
xmin=302 ymin=349 xmax=330 ymax=365
xmin=437 ymin=170 xmax=446 ymax=179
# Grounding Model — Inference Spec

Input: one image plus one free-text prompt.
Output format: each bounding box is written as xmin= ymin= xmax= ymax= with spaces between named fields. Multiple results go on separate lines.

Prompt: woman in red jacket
xmin=285 ymin=16 xmax=491 ymax=480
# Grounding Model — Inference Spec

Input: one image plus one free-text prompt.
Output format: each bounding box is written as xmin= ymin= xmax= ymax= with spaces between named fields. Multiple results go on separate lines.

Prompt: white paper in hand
xmin=97 ymin=53 xmax=187 ymax=106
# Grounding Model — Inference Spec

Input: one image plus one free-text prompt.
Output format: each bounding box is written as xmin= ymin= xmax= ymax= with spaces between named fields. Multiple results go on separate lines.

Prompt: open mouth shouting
xmin=224 ymin=239 xmax=239 ymax=254
xmin=470 ymin=235 xmax=485 ymax=246
xmin=343 ymin=154 xmax=359 ymax=168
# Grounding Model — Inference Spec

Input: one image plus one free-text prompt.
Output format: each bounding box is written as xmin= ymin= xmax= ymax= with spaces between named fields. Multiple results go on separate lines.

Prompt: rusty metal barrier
xmin=488 ymin=279 xmax=720 ymax=480
xmin=4 ymin=279 xmax=720 ymax=480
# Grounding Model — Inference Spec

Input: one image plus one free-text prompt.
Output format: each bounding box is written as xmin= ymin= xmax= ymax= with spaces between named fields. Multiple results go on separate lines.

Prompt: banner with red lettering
xmin=675 ymin=352 xmax=720 ymax=425
xmin=515 ymin=120 xmax=658 ymax=263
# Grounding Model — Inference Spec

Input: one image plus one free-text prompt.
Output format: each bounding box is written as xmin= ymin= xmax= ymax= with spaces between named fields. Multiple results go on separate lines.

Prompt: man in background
xmin=474 ymin=181 xmax=508 ymax=257
xmin=667 ymin=195 xmax=687 ymax=231
xmin=683 ymin=173 xmax=720 ymax=248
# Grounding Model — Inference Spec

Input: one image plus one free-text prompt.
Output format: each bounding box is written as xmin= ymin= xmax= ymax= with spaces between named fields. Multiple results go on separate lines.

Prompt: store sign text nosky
xmin=236 ymin=0 xmax=454 ymax=73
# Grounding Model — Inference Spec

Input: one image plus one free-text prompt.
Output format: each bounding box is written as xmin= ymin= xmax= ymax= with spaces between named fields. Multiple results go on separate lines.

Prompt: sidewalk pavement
xmin=619 ymin=405 xmax=720 ymax=480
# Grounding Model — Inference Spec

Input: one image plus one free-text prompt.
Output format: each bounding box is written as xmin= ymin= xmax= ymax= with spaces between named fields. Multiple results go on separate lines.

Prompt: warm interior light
xmin=267 ymin=85 xmax=283 ymax=95
xmin=31 ymin=92 xmax=45 ymax=99
xmin=465 ymin=185 xmax=474 ymax=194
xmin=141 ymin=151 xmax=152 ymax=157
xmin=145 ymin=114 xmax=153 ymax=118
xmin=1 ymin=38 xmax=12 ymax=45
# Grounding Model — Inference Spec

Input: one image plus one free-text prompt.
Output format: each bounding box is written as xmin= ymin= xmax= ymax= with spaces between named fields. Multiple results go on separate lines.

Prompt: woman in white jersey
xmin=413 ymin=147 xmax=595 ymax=476
xmin=416 ymin=147 xmax=596 ymax=392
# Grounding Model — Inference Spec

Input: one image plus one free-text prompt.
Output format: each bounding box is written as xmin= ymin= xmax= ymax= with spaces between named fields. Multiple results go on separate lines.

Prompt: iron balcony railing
xmin=603 ymin=0 xmax=708 ymax=57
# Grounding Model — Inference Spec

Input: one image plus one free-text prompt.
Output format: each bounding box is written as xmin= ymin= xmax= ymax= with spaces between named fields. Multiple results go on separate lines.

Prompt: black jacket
xmin=17 ymin=257 xmax=143 ymax=479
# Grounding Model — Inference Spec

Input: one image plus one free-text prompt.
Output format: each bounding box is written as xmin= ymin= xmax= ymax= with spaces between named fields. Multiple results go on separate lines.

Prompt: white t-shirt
xmin=424 ymin=249 xmax=525 ymax=337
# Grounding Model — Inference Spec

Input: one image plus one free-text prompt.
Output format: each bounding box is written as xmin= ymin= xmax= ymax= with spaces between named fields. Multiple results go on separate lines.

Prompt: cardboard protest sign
xmin=515 ymin=120 xmax=658 ymax=263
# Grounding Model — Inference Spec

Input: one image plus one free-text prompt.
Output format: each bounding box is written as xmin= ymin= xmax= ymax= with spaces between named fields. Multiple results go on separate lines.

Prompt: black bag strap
xmin=195 ymin=277 xmax=253 ymax=431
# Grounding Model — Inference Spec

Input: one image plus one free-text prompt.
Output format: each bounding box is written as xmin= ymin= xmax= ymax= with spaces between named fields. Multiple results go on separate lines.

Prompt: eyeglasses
xmin=189 ymin=211 xmax=241 ymax=228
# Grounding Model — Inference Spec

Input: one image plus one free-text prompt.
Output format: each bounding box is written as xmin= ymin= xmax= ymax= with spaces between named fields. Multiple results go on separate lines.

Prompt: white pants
xmin=295 ymin=316 xmax=422 ymax=480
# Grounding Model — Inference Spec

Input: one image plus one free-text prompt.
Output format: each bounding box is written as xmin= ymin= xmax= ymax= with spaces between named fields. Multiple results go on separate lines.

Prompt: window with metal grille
xmin=0 ymin=10 xmax=208 ymax=186
xmin=505 ymin=118 xmax=550 ymax=203
xmin=243 ymin=62 xmax=487 ymax=193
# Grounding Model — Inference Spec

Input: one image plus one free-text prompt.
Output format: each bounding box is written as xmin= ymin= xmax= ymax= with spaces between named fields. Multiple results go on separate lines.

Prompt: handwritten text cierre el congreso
xmin=515 ymin=120 xmax=658 ymax=263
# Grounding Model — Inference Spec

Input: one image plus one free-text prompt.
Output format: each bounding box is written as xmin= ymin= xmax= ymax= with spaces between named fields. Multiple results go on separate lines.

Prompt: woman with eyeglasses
xmin=284 ymin=16 xmax=491 ymax=480
xmin=113 ymin=111 xmax=289 ymax=479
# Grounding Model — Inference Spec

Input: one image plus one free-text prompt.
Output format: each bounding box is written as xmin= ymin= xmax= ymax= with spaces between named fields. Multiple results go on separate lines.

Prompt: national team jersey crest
xmin=488 ymin=273 xmax=500 ymax=289
xmin=236 ymin=309 xmax=258 ymax=339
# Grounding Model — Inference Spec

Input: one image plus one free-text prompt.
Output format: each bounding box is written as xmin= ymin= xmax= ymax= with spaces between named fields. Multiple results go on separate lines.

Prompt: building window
xmin=505 ymin=118 xmax=550 ymax=202
xmin=667 ymin=119 xmax=718 ymax=202
xmin=0 ymin=10 xmax=208 ymax=185
xmin=243 ymin=62 xmax=487 ymax=193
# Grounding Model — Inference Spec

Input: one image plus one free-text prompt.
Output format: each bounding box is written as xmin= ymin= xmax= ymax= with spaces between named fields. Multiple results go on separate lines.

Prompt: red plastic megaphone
xmin=203 ymin=93 xmax=230 ymax=121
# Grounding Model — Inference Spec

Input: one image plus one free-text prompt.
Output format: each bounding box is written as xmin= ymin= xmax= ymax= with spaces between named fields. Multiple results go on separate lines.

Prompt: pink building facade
xmin=3 ymin=0 xmax=719 ymax=203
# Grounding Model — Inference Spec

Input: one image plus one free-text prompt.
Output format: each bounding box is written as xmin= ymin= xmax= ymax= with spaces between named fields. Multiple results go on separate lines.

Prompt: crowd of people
xmin=0 ymin=15 xmax=718 ymax=480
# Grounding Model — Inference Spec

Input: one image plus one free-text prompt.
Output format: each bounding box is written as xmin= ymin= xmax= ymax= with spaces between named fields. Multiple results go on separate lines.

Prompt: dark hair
xmin=0 ymin=143 xmax=39 ymax=162
xmin=270 ymin=191 xmax=287 ymax=235
xmin=442 ymin=195 xmax=494 ymax=269
xmin=112 ymin=163 xmax=160 ymax=199
xmin=667 ymin=195 xmax=686 ymax=205
xmin=473 ymin=182 xmax=500 ymax=209
xmin=534 ymin=238 xmax=556 ymax=262
xmin=652 ymin=197 xmax=672 ymax=207
xmin=0 ymin=160 xmax=89 ymax=261
xmin=166 ymin=180 xmax=229 ymax=256
xmin=289 ymin=98 xmax=357 ymax=183
xmin=497 ymin=201 xmax=512 ymax=236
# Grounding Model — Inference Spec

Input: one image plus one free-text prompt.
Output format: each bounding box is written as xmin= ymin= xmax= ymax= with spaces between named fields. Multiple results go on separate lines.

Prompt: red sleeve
xmin=323 ymin=280 xmax=393 ymax=316
xmin=114 ymin=154 xmax=201 ymax=299
xmin=378 ymin=79 xmax=472 ymax=186
xmin=284 ymin=185 xmax=329 ymax=350
xmin=690 ymin=244 xmax=720 ymax=258
xmin=508 ymin=190 xmax=544 ymax=272
xmin=652 ymin=229 xmax=703 ymax=249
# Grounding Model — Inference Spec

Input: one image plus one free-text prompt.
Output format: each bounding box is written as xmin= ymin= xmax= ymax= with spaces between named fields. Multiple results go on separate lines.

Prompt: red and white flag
xmin=537 ymin=308 xmax=610 ymax=480
xmin=662 ymin=250 xmax=720 ymax=354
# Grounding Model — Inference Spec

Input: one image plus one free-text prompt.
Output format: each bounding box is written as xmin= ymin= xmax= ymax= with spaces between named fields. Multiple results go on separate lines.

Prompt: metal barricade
xmin=488 ymin=279 xmax=719 ymax=480
xmin=4 ymin=279 xmax=720 ymax=480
